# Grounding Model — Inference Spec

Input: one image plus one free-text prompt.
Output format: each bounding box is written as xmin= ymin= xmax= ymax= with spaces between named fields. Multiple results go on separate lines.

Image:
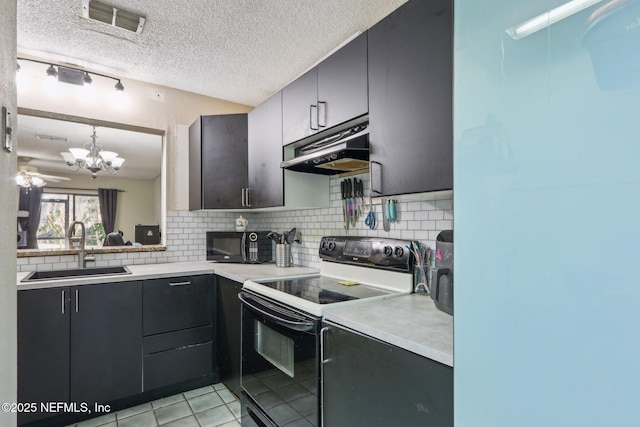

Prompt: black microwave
xmin=206 ymin=231 xmax=273 ymax=263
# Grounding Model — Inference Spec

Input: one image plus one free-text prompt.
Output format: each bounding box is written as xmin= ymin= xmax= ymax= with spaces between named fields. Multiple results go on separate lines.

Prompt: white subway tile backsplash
xmin=421 ymin=220 xmax=436 ymax=230
xmin=428 ymin=210 xmax=444 ymax=220
xmin=18 ymin=173 xmax=452 ymax=272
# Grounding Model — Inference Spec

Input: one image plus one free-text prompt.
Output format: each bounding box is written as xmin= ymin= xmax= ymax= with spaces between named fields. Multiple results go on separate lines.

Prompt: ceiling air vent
xmin=81 ymin=0 xmax=146 ymax=34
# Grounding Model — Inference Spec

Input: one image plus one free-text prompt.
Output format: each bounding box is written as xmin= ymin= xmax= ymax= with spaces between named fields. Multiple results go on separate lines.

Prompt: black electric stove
xmin=254 ymin=275 xmax=392 ymax=305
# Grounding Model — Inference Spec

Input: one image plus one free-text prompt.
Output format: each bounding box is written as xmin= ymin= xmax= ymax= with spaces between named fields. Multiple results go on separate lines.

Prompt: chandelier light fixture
xmin=60 ymin=126 xmax=125 ymax=179
xmin=16 ymin=171 xmax=45 ymax=189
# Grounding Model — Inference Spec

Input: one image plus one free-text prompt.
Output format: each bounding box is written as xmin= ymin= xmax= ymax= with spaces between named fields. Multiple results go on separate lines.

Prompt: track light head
xmin=114 ymin=80 xmax=124 ymax=92
xmin=82 ymin=72 xmax=93 ymax=85
xmin=46 ymin=64 xmax=58 ymax=79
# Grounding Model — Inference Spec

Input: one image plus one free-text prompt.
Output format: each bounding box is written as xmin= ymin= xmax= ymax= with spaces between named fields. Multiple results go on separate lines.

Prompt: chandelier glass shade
xmin=60 ymin=127 xmax=125 ymax=179
xmin=16 ymin=172 xmax=45 ymax=188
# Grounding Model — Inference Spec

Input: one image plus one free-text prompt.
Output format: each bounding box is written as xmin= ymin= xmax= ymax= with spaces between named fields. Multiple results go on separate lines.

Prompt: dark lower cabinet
xmin=368 ymin=0 xmax=453 ymax=196
xmin=216 ymin=276 xmax=243 ymax=398
xmin=18 ymin=287 xmax=70 ymax=425
xmin=18 ymin=275 xmax=216 ymax=427
xmin=143 ymin=326 xmax=213 ymax=390
xmin=70 ymin=281 xmax=143 ymax=406
xmin=321 ymin=322 xmax=453 ymax=427
xmin=143 ymin=275 xmax=213 ymax=335
xmin=142 ymin=274 xmax=216 ymax=392
xmin=18 ymin=282 xmax=143 ymax=426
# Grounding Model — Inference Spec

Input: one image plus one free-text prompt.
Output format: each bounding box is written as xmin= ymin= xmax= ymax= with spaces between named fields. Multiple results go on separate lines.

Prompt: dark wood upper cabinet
xmin=368 ymin=0 xmax=453 ymax=196
xmin=282 ymin=32 xmax=368 ymax=145
xmin=189 ymin=114 xmax=248 ymax=210
xmin=317 ymin=32 xmax=368 ymax=131
xmin=248 ymin=91 xmax=284 ymax=208
xmin=282 ymin=68 xmax=319 ymax=145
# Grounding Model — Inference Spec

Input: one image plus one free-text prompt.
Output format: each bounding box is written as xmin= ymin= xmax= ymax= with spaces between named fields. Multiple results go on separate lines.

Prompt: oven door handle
xmin=238 ymin=293 xmax=315 ymax=332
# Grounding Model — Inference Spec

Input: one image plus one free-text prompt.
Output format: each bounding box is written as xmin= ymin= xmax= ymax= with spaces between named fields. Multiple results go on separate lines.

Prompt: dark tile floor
xmin=66 ymin=383 xmax=240 ymax=427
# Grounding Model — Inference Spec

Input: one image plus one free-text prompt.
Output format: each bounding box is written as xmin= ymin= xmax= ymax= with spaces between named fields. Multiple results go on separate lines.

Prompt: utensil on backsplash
xmin=382 ymin=198 xmax=390 ymax=231
xmin=365 ymin=182 xmax=376 ymax=230
xmin=365 ymin=195 xmax=376 ymax=229
xmin=341 ymin=180 xmax=349 ymax=230
xmin=386 ymin=199 xmax=397 ymax=222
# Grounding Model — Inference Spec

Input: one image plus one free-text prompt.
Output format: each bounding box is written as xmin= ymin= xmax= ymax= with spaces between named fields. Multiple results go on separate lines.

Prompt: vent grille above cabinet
xmin=81 ymin=0 xmax=146 ymax=34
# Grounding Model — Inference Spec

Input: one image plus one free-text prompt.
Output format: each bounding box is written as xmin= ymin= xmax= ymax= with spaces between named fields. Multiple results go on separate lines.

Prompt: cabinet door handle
xmin=318 ymin=101 xmax=327 ymax=128
xmin=75 ymin=289 xmax=79 ymax=313
xmin=169 ymin=281 xmax=191 ymax=286
xmin=241 ymin=188 xmax=246 ymax=207
xmin=370 ymin=160 xmax=383 ymax=194
xmin=61 ymin=290 xmax=65 ymax=314
xmin=309 ymin=104 xmax=319 ymax=131
xmin=320 ymin=326 xmax=331 ymax=427
xmin=320 ymin=326 xmax=331 ymax=364
xmin=245 ymin=187 xmax=252 ymax=207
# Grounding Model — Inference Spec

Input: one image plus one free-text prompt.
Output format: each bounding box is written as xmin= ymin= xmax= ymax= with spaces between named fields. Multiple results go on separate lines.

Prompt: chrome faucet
xmin=68 ymin=221 xmax=89 ymax=269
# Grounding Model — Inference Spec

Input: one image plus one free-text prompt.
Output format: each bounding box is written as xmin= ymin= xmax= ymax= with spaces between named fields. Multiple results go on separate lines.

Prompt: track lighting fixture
xmin=17 ymin=57 xmax=125 ymax=93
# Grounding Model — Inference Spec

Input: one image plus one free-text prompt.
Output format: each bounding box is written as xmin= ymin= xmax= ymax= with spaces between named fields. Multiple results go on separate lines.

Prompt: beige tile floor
xmin=66 ymin=383 xmax=240 ymax=427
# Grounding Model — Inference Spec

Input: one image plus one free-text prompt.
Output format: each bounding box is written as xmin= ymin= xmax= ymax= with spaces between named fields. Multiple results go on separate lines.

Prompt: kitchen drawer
xmin=143 ymin=274 xmax=213 ymax=336
xmin=143 ymin=341 xmax=213 ymax=391
xmin=144 ymin=325 xmax=212 ymax=354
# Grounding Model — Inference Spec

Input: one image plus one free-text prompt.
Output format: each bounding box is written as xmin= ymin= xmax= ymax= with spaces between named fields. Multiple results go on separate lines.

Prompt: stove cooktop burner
xmin=255 ymin=275 xmax=391 ymax=305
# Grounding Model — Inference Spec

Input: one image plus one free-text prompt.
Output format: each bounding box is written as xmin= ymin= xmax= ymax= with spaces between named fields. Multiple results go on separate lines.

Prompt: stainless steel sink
xmin=21 ymin=266 xmax=132 ymax=282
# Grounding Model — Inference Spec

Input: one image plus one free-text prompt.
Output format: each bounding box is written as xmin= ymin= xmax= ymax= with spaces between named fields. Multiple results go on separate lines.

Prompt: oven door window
xmin=255 ymin=320 xmax=294 ymax=377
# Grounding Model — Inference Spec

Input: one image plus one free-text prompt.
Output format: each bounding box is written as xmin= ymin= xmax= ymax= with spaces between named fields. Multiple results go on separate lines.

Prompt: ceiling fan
xmin=17 ymin=157 xmax=70 ymax=188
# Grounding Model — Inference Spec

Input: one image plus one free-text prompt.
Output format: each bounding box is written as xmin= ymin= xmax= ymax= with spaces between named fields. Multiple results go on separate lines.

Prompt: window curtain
xmin=18 ymin=186 xmax=44 ymax=249
xmin=98 ymin=188 xmax=118 ymax=235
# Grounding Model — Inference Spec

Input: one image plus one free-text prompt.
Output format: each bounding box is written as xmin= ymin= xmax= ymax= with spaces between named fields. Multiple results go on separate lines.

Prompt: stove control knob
xmin=394 ymin=247 xmax=404 ymax=258
xmin=383 ymin=246 xmax=393 ymax=257
xmin=328 ymin=242 xmax=336 ymax=251
xmin=321 ymin=241 xmax=328 ymax=250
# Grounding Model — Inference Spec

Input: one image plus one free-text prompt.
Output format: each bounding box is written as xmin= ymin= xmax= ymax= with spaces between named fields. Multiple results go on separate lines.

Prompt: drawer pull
xmin=169 ymin=281 xmax=191 ymax=286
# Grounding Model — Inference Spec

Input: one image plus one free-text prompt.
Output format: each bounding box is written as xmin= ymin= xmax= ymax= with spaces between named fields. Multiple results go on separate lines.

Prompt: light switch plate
xmin=2 ymin=106 xmax=12 ymax=152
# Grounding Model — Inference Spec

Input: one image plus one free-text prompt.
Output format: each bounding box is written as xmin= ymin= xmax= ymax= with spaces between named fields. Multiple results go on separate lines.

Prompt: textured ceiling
xmin=17 ymin=0 xmax=407 ymax=107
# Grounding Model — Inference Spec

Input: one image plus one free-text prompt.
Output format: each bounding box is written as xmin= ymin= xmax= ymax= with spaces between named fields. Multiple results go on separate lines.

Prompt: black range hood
xmin=281 ymin=123 xmax=369 ymax=175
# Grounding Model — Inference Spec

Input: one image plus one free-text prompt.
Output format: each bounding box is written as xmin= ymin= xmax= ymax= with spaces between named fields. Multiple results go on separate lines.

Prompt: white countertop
xmin=16 ymin=261 xmax=319 ymax=290
xmin=323 ymin=294 xmax=454 ymax=367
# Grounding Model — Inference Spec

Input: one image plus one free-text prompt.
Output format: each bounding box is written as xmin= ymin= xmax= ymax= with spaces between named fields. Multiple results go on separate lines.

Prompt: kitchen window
xmin=37 ymin=191 xmax=104 ymax=249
